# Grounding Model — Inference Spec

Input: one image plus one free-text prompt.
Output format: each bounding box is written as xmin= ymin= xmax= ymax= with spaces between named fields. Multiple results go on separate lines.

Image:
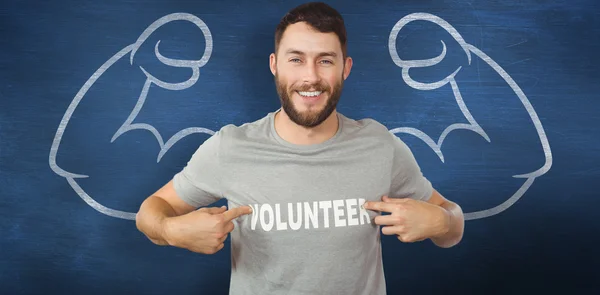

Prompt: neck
xmin=274 ymin=108 xmax=339 ymax=145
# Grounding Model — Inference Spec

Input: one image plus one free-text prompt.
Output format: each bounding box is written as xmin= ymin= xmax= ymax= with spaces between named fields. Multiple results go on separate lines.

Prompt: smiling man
xmin=136 ymin=2 xmax=464 ymax=295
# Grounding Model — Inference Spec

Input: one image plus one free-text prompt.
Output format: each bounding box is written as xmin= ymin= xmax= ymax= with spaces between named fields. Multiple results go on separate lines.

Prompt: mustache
xmin=291 ymin=82 xmax=330 ymax=92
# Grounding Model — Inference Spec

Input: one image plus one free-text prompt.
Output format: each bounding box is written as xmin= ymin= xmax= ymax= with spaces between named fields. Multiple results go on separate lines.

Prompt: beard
xmin=275 ymin=73 xmax=343 ymax=128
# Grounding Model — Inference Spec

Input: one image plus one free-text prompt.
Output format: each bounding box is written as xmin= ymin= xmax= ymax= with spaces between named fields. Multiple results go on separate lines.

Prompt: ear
xmin=343 ymin=56 xmax=353 ymax=80
xmin=269 ymin=53 xmax=277 ymax=76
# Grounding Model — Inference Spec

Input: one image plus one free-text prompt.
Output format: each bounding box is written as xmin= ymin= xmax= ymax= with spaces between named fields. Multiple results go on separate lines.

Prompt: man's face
xmin=270 ymin=22 xmax=352 ymax=128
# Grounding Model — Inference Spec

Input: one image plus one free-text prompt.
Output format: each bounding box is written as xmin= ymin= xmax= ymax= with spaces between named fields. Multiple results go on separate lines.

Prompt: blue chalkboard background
xmin=1 ymin=0 xmax=599 ymax=294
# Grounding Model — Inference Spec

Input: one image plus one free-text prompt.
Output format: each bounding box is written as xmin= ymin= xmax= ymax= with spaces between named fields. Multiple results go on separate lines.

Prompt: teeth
xmin=298 ymin=91 xmax=322 ymax=97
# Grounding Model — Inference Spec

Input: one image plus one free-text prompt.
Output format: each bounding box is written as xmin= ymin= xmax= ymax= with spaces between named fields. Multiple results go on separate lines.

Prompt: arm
xmin=136 ymin=129 xmax=224 ymax=245
xmin=136 ymin=180 xmax=197 ymax=245
xmin=425 ymin=189 xmax=464 ymax=248
xmin=135 ymin=128 xmax=255 ymax=254
xmin=387 ymin=133 xmax=464 ymax=247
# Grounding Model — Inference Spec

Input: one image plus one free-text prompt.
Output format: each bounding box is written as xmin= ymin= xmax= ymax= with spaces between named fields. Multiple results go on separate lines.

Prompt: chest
xmin=222 ymin=150 xmax=391 ymax=246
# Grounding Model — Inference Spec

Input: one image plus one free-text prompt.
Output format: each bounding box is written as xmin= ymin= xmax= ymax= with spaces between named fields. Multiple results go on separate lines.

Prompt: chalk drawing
xmin=49 ymin=13 xmax=214 ymax=220
xmin=49 ymin=12 xmax=552 ymax=222
xmin=388 ymin=13 xmax=553 ymax=220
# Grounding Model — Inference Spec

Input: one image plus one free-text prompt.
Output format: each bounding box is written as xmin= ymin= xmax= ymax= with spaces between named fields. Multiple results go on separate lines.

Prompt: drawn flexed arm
xmin=49 ymin=13 xmax=217 ymax=220
xmin=387 ymin=13 xmax=552 ymax=219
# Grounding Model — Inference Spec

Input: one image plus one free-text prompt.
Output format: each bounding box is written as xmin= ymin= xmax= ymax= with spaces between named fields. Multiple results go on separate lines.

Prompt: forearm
xmin=136 ymin=195 xmax=177 ymax=245
xmin=430 ymin=201 xmax=464 ymax=248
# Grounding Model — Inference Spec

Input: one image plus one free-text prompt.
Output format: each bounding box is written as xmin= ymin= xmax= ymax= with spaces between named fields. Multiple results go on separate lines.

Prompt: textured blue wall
xmin=1 ymin=0 xmax=598 ymax=294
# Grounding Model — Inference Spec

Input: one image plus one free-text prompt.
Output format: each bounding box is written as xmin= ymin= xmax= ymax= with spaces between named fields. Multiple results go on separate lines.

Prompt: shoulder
xmin=340 ymin=112 xmax=385 ymax=132
xmin=340 ymin=114 xmax=397 ymax=144
xmin=210 ymin=113 xmax=271 ymax=151
xmin=342 ymin=115 xmax=415 ymax=160
xmin=218 ymin=115 xmax=268 ymax=138
xmin=361 ymin=118 xmax=392 ymax=136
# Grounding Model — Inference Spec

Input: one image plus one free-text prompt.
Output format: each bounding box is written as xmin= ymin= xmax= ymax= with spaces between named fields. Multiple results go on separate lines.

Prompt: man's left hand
xmin=363 ymin=196 xmax=450 ymax=243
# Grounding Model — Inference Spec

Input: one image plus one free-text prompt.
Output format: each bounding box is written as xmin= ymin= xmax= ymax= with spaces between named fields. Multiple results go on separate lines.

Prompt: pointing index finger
xmin=222 ymin=205 xmax=253 ymax=222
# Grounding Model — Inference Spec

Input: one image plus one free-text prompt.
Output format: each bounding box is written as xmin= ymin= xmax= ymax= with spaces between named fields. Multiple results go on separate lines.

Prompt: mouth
xmin=296 ymin=90 xmax=324 ymax=103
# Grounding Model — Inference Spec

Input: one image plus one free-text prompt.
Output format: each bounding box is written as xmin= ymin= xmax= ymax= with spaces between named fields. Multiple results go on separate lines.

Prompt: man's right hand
xmin=162 ymin=205 xmax=253 ymax=254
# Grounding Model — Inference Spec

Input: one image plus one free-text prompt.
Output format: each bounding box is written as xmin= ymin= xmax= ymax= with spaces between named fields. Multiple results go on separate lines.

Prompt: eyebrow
xmin=284 ymin=49 xmax=337 ymax=58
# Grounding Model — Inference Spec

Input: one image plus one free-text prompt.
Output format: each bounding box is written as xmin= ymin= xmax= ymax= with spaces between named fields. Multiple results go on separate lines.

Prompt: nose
xmin=302 ymin=62 xmax=319 ymax=84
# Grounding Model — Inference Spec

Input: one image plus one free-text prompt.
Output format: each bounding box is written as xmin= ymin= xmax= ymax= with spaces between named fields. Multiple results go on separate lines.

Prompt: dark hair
xmin=274 ymin=2 xmax=347 ymax=58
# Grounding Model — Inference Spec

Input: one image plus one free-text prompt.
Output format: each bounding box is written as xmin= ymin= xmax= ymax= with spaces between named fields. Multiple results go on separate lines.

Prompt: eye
xmin=320 ymin=60 xmax=333 ymax=64
xmin=289 ymin=58 xmax=301 ymax=63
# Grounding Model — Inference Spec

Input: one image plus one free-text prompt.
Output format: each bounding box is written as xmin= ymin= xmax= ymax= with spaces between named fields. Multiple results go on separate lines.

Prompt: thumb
xmin=198 ymin=205 xmax=228 ymax=215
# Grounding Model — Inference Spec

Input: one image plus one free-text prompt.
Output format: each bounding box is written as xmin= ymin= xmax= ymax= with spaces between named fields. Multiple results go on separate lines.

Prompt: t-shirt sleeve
xmin=172 ymin=131 xmax=224 ymax=208
xmin=389 ymin=135 xmax=434 ymax=202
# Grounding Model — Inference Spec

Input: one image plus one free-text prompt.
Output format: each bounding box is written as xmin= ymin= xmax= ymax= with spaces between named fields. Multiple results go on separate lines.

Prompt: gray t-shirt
xmin=173 ymin=109 xmax=433 ymax=295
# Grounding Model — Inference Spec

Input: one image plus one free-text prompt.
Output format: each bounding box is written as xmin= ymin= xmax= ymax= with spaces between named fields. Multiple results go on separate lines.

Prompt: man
xmin=136 ymin=2 xmax=464 ymax=294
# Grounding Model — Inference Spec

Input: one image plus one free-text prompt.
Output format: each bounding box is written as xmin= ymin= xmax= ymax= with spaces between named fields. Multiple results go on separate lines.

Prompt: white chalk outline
xmin=49 ymin=12 xmax=552 ymax=221
xmin=49 ymin=13 xmax=215 ymax=220
xmin=388 ymin=13 xmax=552 ymax=220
